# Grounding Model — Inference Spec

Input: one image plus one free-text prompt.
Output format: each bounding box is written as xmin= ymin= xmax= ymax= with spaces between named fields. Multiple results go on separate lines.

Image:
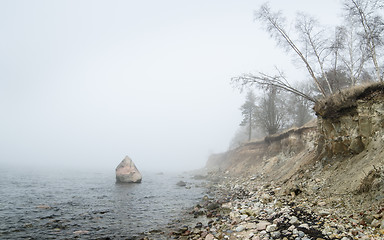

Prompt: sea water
xmin=0 ymin=167 xmax=205 ymax=239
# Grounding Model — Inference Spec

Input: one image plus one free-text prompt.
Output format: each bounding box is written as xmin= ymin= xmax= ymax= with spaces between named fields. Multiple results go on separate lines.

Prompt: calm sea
xmin=0 ymin=167 xmax=206 ymax=239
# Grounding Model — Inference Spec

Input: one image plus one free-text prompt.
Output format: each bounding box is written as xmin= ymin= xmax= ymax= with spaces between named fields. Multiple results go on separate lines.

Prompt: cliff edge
xmin=206 ymin=82 xmax=384 ymax=209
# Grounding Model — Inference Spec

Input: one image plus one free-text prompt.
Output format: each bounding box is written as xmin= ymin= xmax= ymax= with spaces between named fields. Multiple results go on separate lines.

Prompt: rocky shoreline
xmin=139 ymin=171 xmax=384 ymax=240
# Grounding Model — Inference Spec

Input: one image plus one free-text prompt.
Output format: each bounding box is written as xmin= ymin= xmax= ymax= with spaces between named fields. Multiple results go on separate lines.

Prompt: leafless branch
xmin=344 ymin=0 xmax=384 ymax=82
xmin=255 ymin=3 xmax=327 ymax=97
xmin=231 ymin=72 xmax=317 ymax=103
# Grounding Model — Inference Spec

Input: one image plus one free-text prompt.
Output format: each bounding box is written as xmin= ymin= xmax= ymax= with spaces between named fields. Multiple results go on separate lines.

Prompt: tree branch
xmin=231 ymin=72 xmax=317 ymax=103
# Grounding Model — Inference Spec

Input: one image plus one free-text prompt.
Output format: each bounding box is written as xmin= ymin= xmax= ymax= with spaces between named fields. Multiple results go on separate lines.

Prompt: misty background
xmin=0 ymin=0 xmax=340 ymax=172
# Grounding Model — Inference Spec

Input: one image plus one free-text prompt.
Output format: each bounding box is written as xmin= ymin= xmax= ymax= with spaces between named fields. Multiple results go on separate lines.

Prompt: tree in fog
xmin=286 ymin=84 xmax=314 ymax=127
xmin=291 ymin=96 xmax=313 ymax=127
xmin=254 ymin=3 xmax=329 ymax=97
xmin=239 ymin=91 xmax=257 ymax=141
xmin=232 ymin=70 xmax=316 ymax=103
xmin=344 ymin=0 xmax=384 ymax=82
xmin=255 ymin=87 xmax=287 ymax=135
xmin=316 ymin=69 xmax=353 ymax=95
xmin=295 ymin=13 xmax=334 ymax=94
xmin=229 ymin=125 xmax=264 ymax=150
xmin=329 ymin=27 xmax=346 ymax=80
xmin=233 ymin=5 xmax=332 ymax=102
xmin=236 ymin=87 xmax=313 ymax=140
xmin=234 ymin=1 xmax=384 ymax=101
xmin=336 ymin=24 xmax=368 ymax=85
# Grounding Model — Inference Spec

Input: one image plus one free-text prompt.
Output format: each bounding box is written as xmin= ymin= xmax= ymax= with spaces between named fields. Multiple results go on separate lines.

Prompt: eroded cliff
xmin=207 ymin=83 xmax=384 ymax=203
xmin=206 ymin=120 xmax=317 ymax=182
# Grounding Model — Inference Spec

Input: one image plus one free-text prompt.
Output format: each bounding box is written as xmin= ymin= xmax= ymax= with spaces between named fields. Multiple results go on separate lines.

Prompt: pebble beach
xmin=143 ymin=172 xmax=384 ymax=240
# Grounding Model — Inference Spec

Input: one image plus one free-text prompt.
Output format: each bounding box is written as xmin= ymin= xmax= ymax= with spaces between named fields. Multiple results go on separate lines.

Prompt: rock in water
xmin=115 ymin=156 xmax=142 ymax=183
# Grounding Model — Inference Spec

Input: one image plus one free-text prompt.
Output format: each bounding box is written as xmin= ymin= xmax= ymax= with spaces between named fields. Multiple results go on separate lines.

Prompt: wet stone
xmin=147 ymin=172 xmax=384 ymax=240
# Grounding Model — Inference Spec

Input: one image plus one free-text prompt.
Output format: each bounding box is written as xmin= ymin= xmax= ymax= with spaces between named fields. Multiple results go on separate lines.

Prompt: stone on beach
xmin=164 ymin=171 xmax=384 ymax=240
xmin=289 ymin=215 xmax=299 ymax=224
xmin=204 ymin=233 xmax=215 ymax=240
xmin=266 ymin=224 xmax=277 ymax=232
xmin=256 ymin=221 xmax=271 ymax=231
xmin=115 ymin=156 xmax=142 ymax=183
xmin=73 ymin=230 xmax=89 ymax=235
xmin=245 ymin=222 xmax=257 ymax=229
xmin=235 ymin=225 xmax=245 ymax=232
xmin=176 ymin=181 xmax=187 ymax=187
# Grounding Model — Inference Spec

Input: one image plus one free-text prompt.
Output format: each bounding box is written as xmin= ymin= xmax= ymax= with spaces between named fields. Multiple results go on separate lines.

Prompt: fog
xmin=0 ymin=0 xmax=340 ymax=173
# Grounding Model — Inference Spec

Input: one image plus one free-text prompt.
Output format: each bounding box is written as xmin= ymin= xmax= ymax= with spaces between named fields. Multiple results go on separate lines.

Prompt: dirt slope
xmin=206 ymin=83 xmax=384 ymax=210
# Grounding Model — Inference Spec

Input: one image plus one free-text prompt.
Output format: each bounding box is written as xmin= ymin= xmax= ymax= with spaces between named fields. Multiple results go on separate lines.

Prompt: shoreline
xmin=139 ymin=171 xmax=384 ymax=240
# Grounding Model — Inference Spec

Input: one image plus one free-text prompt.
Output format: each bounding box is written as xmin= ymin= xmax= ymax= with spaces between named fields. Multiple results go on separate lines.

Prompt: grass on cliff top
xmin=314 ymin=82 xmax=384 ymax=118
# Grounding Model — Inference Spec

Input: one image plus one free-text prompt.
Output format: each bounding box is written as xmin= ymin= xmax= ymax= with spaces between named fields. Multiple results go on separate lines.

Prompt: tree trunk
xmin=248 ymin=114 xmax=252 ymax=141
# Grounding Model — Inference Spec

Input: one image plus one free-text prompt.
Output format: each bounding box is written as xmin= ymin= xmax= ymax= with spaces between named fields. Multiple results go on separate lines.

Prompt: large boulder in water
xmin=115 ymin=156 xmax=142 ymax=183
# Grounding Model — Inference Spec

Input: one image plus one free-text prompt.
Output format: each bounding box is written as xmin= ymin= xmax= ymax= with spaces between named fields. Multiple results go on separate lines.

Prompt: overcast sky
xmin=0 ymin=0 xmax=342 ymax=172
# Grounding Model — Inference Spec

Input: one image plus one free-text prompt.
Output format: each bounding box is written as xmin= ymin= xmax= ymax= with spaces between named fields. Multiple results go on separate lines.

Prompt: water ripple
xmin=0 ymin=169 xmax=205 ymax=239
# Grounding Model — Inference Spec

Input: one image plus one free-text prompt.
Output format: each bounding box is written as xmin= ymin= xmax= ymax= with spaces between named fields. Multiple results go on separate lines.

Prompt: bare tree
xmin=232 ymin=70 xmax=317 ymax=103
xmin=329 ymin=27 xmax=347 ymax=84
xmin=344 ymin=0 xmax=384 ymax=82
xmin=295 ymin=13 xmax=334 ymax=94
xmin=338 ymin=24 xmax=368 ymax=85
xmin=255 ymin=3 xmax=327 ymax=97
xmin=234 ymin=1 xmax=382 ymax=107
xmin=286 ymin=84 xmax=314 ymax=127
xmin=318 ymin=69 xmax=352 ymax=93
xmin=291 ymin=95 xmax=313 ymax=127
xmin=255 ymin=87 xmax=287 ymax=135
xmin=239 ymin=91 xmax=257 ymax=141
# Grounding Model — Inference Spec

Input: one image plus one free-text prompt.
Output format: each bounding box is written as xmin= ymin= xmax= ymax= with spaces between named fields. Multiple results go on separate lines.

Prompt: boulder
xmin=116 ymin=156 xmax=142 ymax=183
xmin=176 ymin=181 xmax=187 ymax=187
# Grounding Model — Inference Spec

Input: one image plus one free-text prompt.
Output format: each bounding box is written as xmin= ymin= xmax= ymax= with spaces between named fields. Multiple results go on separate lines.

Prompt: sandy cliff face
xmin=317 ymin=86 xmax=384 ymax=156
xmin=206 ymin=120 xmax=318 ymax=181
xmin=207 ymin=83 xmax=384 ymax=199
xmin=313 ymin=84 xmax=384 ymax=197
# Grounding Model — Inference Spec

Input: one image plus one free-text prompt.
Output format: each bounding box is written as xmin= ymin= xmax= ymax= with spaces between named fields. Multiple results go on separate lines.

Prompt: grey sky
xmin=0 ymin=0 xmax=341 ymax=172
